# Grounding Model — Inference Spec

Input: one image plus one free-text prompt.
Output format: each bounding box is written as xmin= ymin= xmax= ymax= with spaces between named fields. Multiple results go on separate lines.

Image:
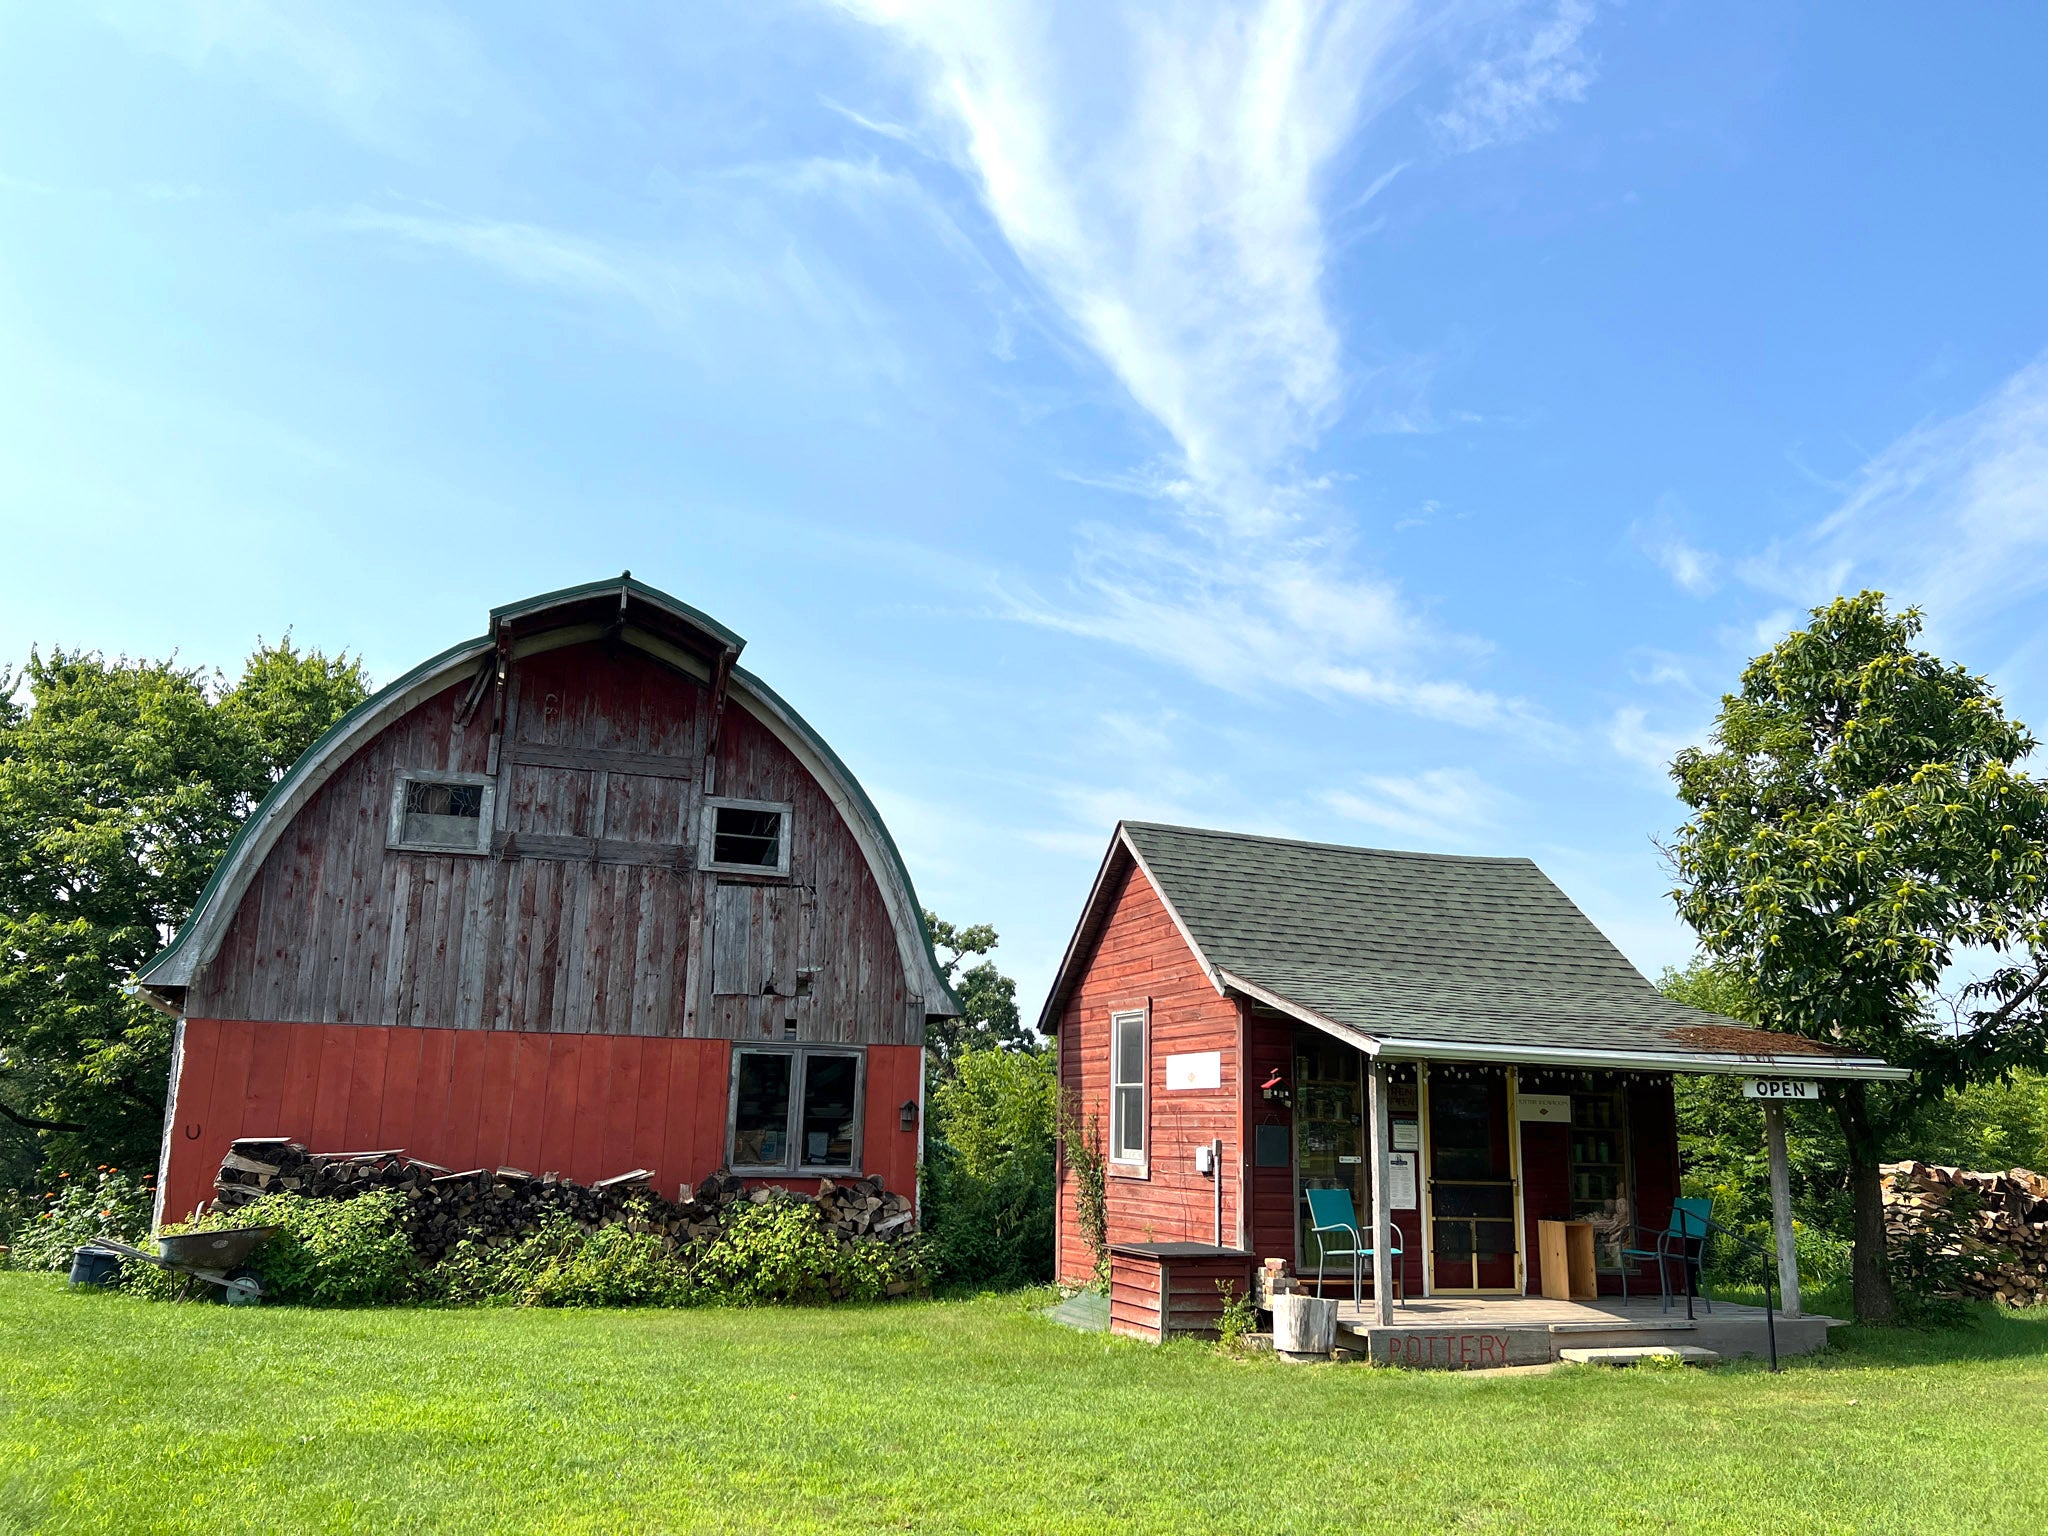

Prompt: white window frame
xmin=386 ymin=769 xmax=496 ymax=856
xmin=699 ymin=796 xmax=794 ymax=878
xmin=1109 ymin=1006 xmax=1149 ymax=1175
xmin=727 ymin=1044 xmax=866 ymax=1176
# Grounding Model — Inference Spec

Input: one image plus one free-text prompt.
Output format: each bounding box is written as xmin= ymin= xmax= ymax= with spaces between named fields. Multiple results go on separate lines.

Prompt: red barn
xmin=139 ymin=577 xmax=957 ymax=1225
xmin=1042 ymin=823 xmax=1902 ymax=1361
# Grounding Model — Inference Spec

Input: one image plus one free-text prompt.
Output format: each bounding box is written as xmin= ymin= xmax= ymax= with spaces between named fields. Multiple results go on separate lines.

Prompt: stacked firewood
xmin=211 ymin=1138 xmax=917 ymax=1264
xmin=1881 ymin=1161 xmax=2048 ymax=1307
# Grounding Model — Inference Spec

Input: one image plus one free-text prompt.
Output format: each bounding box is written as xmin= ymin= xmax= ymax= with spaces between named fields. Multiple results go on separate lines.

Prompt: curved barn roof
xmin=137 ymin=576 xmax=958 ymax=1018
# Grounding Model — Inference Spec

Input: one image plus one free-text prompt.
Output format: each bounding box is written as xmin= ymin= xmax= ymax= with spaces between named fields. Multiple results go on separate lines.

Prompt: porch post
xmin=1368 ymin=1056 xmax=1394 ymax=1327
xmin=1765 ymin=1103 xmax=1802 ymax=1318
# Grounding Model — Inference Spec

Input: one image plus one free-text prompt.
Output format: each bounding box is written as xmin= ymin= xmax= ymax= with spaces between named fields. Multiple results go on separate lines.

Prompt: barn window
xmin=729 ymin=1046 xmax=864 ymax=1174
xmin=1110 ymin=1008 xmax=1148 ymax=1170
xmin=387 ymin=771 xmax=494 ymax=854
xmin=701 ymin=797 xmax=792 ymax=876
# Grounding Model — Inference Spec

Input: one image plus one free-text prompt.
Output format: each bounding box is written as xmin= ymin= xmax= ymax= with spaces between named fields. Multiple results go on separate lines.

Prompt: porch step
xmin=1559 ymin=1345 xmax=1719 ymax=1367
xmin=1548 ymin=1318 xmax=1695 ymax=1334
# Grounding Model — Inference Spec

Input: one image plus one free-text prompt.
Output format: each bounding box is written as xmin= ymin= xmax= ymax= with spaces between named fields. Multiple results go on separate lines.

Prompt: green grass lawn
xmin=3 ymin=1273 xmax=2044 ymax=1534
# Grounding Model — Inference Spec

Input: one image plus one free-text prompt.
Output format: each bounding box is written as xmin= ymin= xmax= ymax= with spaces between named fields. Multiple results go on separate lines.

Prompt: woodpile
xmin=1881 ymin=1161 xmax=2048 ymax=1307
xmin=211 ymin=1137 xmax=917 ymax=1265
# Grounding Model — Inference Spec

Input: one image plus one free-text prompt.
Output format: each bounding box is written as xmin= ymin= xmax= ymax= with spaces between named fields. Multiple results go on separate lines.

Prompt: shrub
xmin=428 ymin=1194 xmax=923 ymax=1309
xmin=127 ymin=1191 xmax=418 ymax=1306
xmin=689 ymin=1192 xmax=924 ymax=1306
xmin=432 ymin=1214 xmax=691 ymax=1308
xmin=2 ymin=1167 xmax=153 ymax=1272
xmin=1214 ymin=1279 xmax=1259 ymax=1354
xmin=923 ymin=1045 xmax=1056 ymax=1292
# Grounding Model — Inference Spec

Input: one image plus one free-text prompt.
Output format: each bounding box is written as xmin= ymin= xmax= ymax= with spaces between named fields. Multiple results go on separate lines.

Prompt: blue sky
xmin=5 ymin=2 xmax=2048 ymax=1020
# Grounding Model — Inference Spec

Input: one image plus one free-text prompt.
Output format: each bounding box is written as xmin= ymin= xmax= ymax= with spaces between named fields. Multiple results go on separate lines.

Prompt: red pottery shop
xmin=137 ymin=577 xmax=958 ymax=1226
xmin=1042 ymin=822 xmax=1904 ymax=1366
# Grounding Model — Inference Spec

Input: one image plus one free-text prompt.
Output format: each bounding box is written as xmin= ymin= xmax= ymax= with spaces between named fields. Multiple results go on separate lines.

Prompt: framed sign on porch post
xmin=1368 ymin=1057 xmax=1394 ymax=1327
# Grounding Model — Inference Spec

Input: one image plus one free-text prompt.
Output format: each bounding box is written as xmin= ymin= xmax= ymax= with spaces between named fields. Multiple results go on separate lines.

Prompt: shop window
xmin=729 ymin=1046 xmax=863 ymax=1174
xmin=1570 ymin=1085 xmax=1631 ymax=1269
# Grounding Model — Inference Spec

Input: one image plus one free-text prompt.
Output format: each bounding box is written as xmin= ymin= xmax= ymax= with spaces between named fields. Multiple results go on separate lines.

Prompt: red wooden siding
xmin=1246 ymin=1015 xmax=1297 ymax=1266
xmin=1108 ymin=1249 xmax=1257 ymax=1342
xmin=187 ymin=641 xmax=918 ymax=1046
xmin=1055 ymin=862 xmax=1242 ymax=1285
xmin=162 ymin=1018 xmax=922 ymax=1225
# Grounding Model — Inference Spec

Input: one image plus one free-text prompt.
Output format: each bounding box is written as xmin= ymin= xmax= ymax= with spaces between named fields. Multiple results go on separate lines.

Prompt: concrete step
xmin=1559 ymin=1345 xmax=1719 ymax=1367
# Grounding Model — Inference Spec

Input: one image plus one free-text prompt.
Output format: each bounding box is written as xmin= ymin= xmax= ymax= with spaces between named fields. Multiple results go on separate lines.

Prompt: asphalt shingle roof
xmin=1120 ymin=821 xmax=1854 ymax=1065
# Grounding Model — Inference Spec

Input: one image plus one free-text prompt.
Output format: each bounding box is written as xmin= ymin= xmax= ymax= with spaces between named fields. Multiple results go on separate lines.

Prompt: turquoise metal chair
xmin=1621 ymin=1196 xmax=1713 ymax=1312
xmin=1305 ymin=1187 xmax=1403 ymax=1304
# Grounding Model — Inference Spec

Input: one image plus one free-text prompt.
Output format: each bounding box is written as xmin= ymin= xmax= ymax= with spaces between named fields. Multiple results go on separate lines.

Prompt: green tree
xmin=922 ymin=911 xmax=1031 ymax=1071
xmin=921 ymin=1044 xmax=1057 ymax=1290
xmin=1668 ymin=593 xmax=2048 ymax=1321
xmin=0 ymin=640 xmax=368 ymax=1178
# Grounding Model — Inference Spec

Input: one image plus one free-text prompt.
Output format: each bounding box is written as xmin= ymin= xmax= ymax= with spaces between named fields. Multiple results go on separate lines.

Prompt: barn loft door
xmin=709 ymin=881 xmax=807 ymax=1039
xmin=495 ymin=757 xmax=692 ymax=866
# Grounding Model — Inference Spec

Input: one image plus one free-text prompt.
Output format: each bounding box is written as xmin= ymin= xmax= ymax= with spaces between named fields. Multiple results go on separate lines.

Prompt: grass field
xmin=3 ymin=1273 xmax=2045 ymax=1534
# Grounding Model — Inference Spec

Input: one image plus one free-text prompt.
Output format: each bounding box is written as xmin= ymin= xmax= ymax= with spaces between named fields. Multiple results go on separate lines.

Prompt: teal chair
xmin=1621 ymin=1196 xmax=1713 ymax=1312
xmin=1305 ymin=1188 xmax=1403 ymax=1305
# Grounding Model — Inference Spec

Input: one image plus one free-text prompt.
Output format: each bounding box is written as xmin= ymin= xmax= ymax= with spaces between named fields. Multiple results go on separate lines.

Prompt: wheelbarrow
xmin=83 ymin=1226 xmax=278 ymax=1305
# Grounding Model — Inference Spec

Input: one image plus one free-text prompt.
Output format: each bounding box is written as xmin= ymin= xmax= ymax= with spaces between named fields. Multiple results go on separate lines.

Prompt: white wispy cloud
xmin=839 ymin=1 xmax=1573 ymax=733
xmin=1633 ymin=502 xmax=1720 ymax=596
xmin=91 ymin=0 xmax=524 ymax=157
xmin=1752 ymin=352 xmax=2048 ymax=626
xmin=1323 ymin=766 xmax=1511 ymax=845
xmin=1606 ymin=705 xmax=1699 ymax=784
xmin=1436 ymin=0 xmax=1598 ymax=153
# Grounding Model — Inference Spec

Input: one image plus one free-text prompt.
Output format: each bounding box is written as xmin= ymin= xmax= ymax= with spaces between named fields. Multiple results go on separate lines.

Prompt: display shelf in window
xmin=1569 ymin=1086 xmax=1631 ymax=1270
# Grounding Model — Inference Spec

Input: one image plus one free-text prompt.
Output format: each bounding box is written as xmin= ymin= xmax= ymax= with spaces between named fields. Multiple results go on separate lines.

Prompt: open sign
xmin=1743 ymin=1078 xmax=1819 ymax=1101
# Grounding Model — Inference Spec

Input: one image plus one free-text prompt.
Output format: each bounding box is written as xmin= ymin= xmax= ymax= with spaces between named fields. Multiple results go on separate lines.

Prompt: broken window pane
xmin=713 ymin=805 xmax=782 ymax=868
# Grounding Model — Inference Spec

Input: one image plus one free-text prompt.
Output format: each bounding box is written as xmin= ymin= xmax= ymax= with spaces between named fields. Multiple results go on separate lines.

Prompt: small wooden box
xmin=1538 ymin=1220 xmax=1598 ymax=1301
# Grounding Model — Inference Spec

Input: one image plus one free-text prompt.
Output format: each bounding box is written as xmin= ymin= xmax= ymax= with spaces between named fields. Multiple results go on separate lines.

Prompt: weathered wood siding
xmin=1055 ymin=862 xmax=1241 ymax=1285
xmin=159 ymin=1017 xmax=925 ymax=1223
xmin=184 ymin=641 xmax=918 ymax=1045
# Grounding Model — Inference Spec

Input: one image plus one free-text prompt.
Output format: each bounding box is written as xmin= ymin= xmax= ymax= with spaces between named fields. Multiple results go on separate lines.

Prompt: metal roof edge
xmin=489 ymin=575 xmax=747 ymax=654
xmin=1370 ymin=1036 xmax=1909 ymax=1080
xmin=728 ymin=664 xmax=959 ymax=1018
xmin=135 ymin=632 xmax=494 ymax=990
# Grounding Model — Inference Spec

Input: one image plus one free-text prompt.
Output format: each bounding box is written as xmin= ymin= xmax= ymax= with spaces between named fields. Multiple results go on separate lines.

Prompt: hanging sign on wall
xmin=1387 ymin=1152 xmax=1418 ymax=1210
xmin=1165 ymin=1051 xmax=1222 ymax=1090
xmin=1516 ymin=1093 xmax=1572 ymax=1124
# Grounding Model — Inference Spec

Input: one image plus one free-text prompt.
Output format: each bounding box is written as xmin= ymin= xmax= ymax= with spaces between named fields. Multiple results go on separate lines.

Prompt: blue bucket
xmin=69 ymin=1246 xmax=122 ymax=1288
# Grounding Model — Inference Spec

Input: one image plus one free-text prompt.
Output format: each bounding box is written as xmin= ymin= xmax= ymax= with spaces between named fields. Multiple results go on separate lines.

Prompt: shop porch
xmin=1327 ymin=1291 xmax=1843 ymax=1367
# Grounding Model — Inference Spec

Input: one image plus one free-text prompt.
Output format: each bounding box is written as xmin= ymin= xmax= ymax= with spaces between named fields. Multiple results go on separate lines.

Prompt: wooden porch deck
xmin=1328 ymin=1292 xmax=1843 ymax=1368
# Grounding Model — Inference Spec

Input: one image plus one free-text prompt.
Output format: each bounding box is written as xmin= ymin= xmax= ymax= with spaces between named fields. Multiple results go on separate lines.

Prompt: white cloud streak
xmin=840 ymin=1 xmax=1569 ymax=733
xmin=1436 ymin=0 xmax=1598 ymax=153
xmin=1323 ymin=766 xmax=1510 ymax=844
xmin=1796 ymin=353 xmax=2048 ymax=625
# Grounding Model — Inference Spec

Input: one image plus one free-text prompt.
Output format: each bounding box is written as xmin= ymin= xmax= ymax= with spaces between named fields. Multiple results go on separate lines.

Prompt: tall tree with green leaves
xmin=921 ymin=911 xmax=1031 ymax=1072
xmin=1669 ymin=593 xmax=2048 ymax=1321
xmin=0 ymin=640 xmax=368 ymax=1179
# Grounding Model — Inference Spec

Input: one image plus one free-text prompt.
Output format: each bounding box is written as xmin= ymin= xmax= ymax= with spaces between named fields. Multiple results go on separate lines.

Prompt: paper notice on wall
xmin=1165 ymin=1051 xmax=1221 ymax=1090
xmin=1387 ymin=1152 xmax=1418 ymax=1210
